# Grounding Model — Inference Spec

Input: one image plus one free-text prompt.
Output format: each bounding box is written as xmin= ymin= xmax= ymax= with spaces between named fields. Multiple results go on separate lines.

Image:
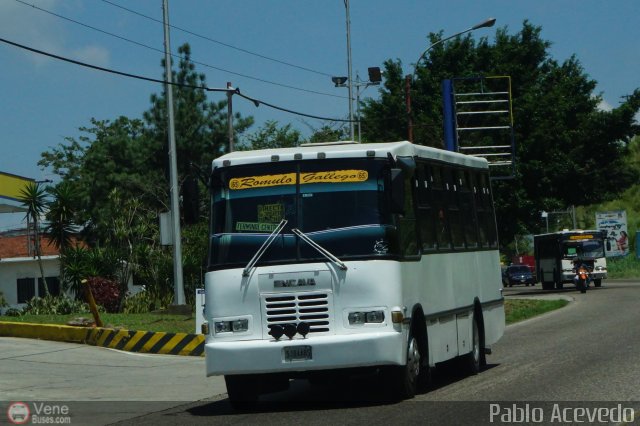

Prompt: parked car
xmin=503 ymin=264 xmax=536 ymax=287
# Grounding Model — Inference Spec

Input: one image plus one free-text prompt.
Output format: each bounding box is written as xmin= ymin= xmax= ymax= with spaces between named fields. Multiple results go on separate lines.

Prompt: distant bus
xmin=534 ymin=230 xmax=607 ymax=290
xmin=202 ymin=141 xmax=505 ymax=405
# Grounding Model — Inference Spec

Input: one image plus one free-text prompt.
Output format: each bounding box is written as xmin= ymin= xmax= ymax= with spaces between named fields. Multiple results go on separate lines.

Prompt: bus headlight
xmin=348 ymin=310 xmax=385 ymax=325
xmin=214 ymin=318 xmax=249 ymax=334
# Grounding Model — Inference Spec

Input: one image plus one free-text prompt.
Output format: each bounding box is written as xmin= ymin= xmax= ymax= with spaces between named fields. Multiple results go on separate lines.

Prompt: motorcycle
xmin=573 ymin=263 xmax=591 ymax=294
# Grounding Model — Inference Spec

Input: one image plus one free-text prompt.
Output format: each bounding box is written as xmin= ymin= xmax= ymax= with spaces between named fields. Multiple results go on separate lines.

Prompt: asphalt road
xmin=2 ymin=280 xmax=640 ymax=425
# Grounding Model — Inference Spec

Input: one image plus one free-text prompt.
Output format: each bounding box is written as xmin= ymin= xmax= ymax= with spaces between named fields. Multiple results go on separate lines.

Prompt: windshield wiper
xmin=291 ymin=228 xmax=348 ymax=271
xmin=242 ymin=219 xmax=288 ymax=277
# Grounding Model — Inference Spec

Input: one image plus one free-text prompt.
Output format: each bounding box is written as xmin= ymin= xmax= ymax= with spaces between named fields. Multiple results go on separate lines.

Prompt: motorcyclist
xmin=572 ymin=254 xmax=591 ymax=291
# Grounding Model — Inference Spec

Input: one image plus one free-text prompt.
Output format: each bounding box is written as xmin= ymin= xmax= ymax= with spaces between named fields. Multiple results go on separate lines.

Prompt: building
xmin=0 ymin=228 xmax=63 ymax=311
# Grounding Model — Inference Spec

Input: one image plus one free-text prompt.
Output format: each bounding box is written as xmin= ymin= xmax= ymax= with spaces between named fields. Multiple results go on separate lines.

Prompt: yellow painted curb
xmin=0 ymin=321 xmax=205 ymax=357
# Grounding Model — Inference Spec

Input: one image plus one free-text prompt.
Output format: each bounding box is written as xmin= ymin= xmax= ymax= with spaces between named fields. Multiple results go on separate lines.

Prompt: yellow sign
xmin=229 ymin=170 xmax=368 ymax=190
xmin=569 ymin=235 xmax=593 ymax=240
xmin=0 ymin=172 xmax=33 ymax=201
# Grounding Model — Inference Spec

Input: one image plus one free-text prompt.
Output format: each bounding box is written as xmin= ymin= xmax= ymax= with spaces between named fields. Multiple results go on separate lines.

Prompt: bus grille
xmin=263 ymin=292 xmax=332 ymax=336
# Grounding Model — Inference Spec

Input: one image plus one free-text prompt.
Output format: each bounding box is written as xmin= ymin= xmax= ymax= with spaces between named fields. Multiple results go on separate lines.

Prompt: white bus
xmin=203 ymin=141 xmax=505 ymax=404
xmin=534 ymin=230 xmax=607 ymax=290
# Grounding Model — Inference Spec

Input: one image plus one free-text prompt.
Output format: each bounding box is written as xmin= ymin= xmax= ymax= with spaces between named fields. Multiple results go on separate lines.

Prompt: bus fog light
xmin=214 ymin=321 xmax=232 ymax=333
xmin=391 ymin=311 xmax=404 ymax=324
xmin=365 ymin=311 xmax=385 ymax=323
xmin=215 ymin=319 xmax=248 ymax=334
xmin=348 ymin=312 xmax=366 ymax=325
xmin=232 ymin=319 xmax=249 ymax=332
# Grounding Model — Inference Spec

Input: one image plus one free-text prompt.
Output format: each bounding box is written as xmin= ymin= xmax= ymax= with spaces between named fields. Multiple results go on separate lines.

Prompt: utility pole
xmin=162 ymin=0 xmax=185 ymax=306
xmin=227 ymin=82 xmax=234 ymax=153
xmin=344 ymin=0 xmax=354 ymax=140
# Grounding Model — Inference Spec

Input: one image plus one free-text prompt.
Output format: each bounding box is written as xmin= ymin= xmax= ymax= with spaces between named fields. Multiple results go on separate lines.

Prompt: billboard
xmin=596 ymin=210 xmax=628 ymax=257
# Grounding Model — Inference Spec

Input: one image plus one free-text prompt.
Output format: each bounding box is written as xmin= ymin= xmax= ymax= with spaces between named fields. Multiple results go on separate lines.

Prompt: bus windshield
xmin=209 ymin=158 xmax=397 ymax=269
xmin=561 ymin=239 xmax=605 ymax=259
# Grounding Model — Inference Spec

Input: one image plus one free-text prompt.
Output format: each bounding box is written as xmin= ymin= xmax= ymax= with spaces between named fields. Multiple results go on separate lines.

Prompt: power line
xmin=0 ymin=36 xmax=354 ymax=123
xmin=101 ymin=0 xmax=333 ymax=78
xmin=13 ymin=0 xmax=345 ymax=99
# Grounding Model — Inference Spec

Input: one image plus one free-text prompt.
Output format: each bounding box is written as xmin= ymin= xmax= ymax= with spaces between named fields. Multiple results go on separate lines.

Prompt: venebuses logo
xmin=7 ymin=402 xmax=30 ymax=425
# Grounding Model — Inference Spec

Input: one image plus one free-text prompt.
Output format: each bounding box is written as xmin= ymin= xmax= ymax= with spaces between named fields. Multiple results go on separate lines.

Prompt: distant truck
xmin=533 ymin=230 xmax=607 ymax=290
xmin=511 ymin=254 xmax=535 ymax=276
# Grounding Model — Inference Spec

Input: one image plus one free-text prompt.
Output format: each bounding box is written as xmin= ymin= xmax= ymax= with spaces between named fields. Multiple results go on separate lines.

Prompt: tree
xmin=38 ymin=43 xmax=257 ymax=308
xmin=360 ymin=21 xmax=640 ymax=247
xmin=307 ymin=124 xmax=349 ymax=143
xmin=18 ymin=182 xmax=50 ymax=296
xmin=243 ymin=120 xmax=301 ymax=150
xmin=143 ymin=43 xmax=254 ymax=177
xmin=45 ymin=182 xmax=77 ymax=251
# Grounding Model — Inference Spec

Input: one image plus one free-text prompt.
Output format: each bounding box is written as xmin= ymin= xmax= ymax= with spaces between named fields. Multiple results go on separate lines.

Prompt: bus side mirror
xmin=389 ymin=168 xmax=405 ymax=214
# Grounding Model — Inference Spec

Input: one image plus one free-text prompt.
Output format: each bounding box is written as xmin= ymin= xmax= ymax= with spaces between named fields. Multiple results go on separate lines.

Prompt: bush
xmin=22 ymin=295 xmax=89 ymax=315
xmin=123 ymin=290 xmax=174 ymax=314
xmin=86 ymin=277 xmax=121 ymax=313
xmin=4 ymin=308 xmax=22 ymax=317
xmin=0 ymin=291 xmax=7 ymax=307
xmin=607 ymin=255 xmax=640 ymax=279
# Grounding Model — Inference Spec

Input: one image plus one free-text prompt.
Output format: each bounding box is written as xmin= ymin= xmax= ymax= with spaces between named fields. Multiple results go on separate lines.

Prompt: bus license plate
xmin=284 ymin=345 xmax=312 ymax=362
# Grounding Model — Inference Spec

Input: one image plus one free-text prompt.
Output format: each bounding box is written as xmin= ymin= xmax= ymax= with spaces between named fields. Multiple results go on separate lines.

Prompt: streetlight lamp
xmin=406 ymin=17 xmax=496 ymax=142
xmin=332 ymin=67 xmax=381 ymax=143
xmin=353 ymin=67 xmax=382 ymax=142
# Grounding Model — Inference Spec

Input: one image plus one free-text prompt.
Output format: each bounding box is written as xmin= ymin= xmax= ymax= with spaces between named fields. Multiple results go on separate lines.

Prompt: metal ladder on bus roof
xmin=449 ymin=76 xmax=516 ymax=179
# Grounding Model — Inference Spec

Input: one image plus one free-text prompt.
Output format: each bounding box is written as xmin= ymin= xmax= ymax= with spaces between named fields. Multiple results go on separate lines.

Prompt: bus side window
xmin=417 ymin=162 xmax=437 ymax=252
xmin=431 ymin=165 xmax=451 ymax=250
xmin=447 ymin=167 xmax=465 ymax=250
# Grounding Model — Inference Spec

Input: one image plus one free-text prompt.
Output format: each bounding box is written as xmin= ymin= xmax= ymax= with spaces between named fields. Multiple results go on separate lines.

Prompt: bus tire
xmin=594 ymin=279 xmax=602 ymax=287
xmin=225 ymin=375 xmax=259 ymax=410
xmin=463 ymin=314 xmax=481 ymax=375
xmin=382 ymin=327 xmax=428 ymax=400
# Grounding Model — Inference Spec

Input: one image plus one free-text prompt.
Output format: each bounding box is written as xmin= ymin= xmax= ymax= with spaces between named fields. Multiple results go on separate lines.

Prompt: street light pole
xmin=406 ymin=17 xmax=496 ymax=143
xmin=162 ymin=0 xmax=185 ymax=306
xmin=344 ymin=0 xmax=355 ymax=141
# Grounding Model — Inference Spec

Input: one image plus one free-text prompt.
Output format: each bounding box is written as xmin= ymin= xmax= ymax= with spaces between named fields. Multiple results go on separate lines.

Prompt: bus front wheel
xmin=382 ymin=328 xmax=429 ymax=400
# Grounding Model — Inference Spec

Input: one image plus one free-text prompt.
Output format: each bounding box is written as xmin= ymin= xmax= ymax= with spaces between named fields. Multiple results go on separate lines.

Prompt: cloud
xmin=0 ymin=0 xmax=109 ymax=67
xmin=597 ymin=98 xmax=613 ymax=112
xmin=70 ymin=45 xmax=110 ymax=67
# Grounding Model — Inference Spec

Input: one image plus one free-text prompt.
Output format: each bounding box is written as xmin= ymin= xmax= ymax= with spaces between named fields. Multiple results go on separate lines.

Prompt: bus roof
xmin=212 ymin=141 xmax=489 ymax=170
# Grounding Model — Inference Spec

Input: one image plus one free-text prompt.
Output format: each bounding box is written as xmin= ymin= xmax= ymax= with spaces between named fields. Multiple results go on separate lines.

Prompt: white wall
xmin=0 ymin=256 xmax=141 ymax=312
xmin=0 ymin=255 xmax=61 ymax=310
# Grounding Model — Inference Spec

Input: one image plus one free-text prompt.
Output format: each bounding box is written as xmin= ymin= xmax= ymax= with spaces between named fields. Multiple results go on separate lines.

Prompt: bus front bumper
xmin=205 ymin=331 xmax=405 ymax=376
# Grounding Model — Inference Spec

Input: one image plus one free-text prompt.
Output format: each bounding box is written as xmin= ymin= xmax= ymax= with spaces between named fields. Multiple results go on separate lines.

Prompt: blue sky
xmin=0 ymin=0 xmax=638 ymax=230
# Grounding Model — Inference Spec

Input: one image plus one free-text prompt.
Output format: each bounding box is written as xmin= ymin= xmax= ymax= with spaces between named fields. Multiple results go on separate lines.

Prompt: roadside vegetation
xmin=1 ymin=299 xmax=563 ymax=333
xmin=1 ymin=312 xmax=194 ymax=334
xmin=607 ymin=256 xmax=640 ymax=279
xmin=504 ymin=299 xmax=569 ymax=325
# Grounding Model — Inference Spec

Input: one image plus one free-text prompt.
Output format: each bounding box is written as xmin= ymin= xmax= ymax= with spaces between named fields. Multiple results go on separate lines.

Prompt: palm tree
xmin=46 ymin=182 xmax=80 ymax=298
xmin=46 ymin=182 xmax=76 ymax=251
xmin=18 ymin=181 xmax=50 ymax=296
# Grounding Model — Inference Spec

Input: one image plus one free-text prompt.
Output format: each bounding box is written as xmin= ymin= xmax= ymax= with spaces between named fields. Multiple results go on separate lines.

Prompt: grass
xmin=504 ymin=299 xmax=569 ymax=324
xmin=1 ymin=313 xmax=196 ymax=334
xmin=606 ymin=255 xmax=640 ymax=279
xmin=1 ymin=299 xmax=566 ymax=332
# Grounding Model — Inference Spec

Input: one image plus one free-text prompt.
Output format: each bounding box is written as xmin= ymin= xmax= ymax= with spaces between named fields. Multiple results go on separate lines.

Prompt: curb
xmin=0 ymin=321 xmax=205 ymax=357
